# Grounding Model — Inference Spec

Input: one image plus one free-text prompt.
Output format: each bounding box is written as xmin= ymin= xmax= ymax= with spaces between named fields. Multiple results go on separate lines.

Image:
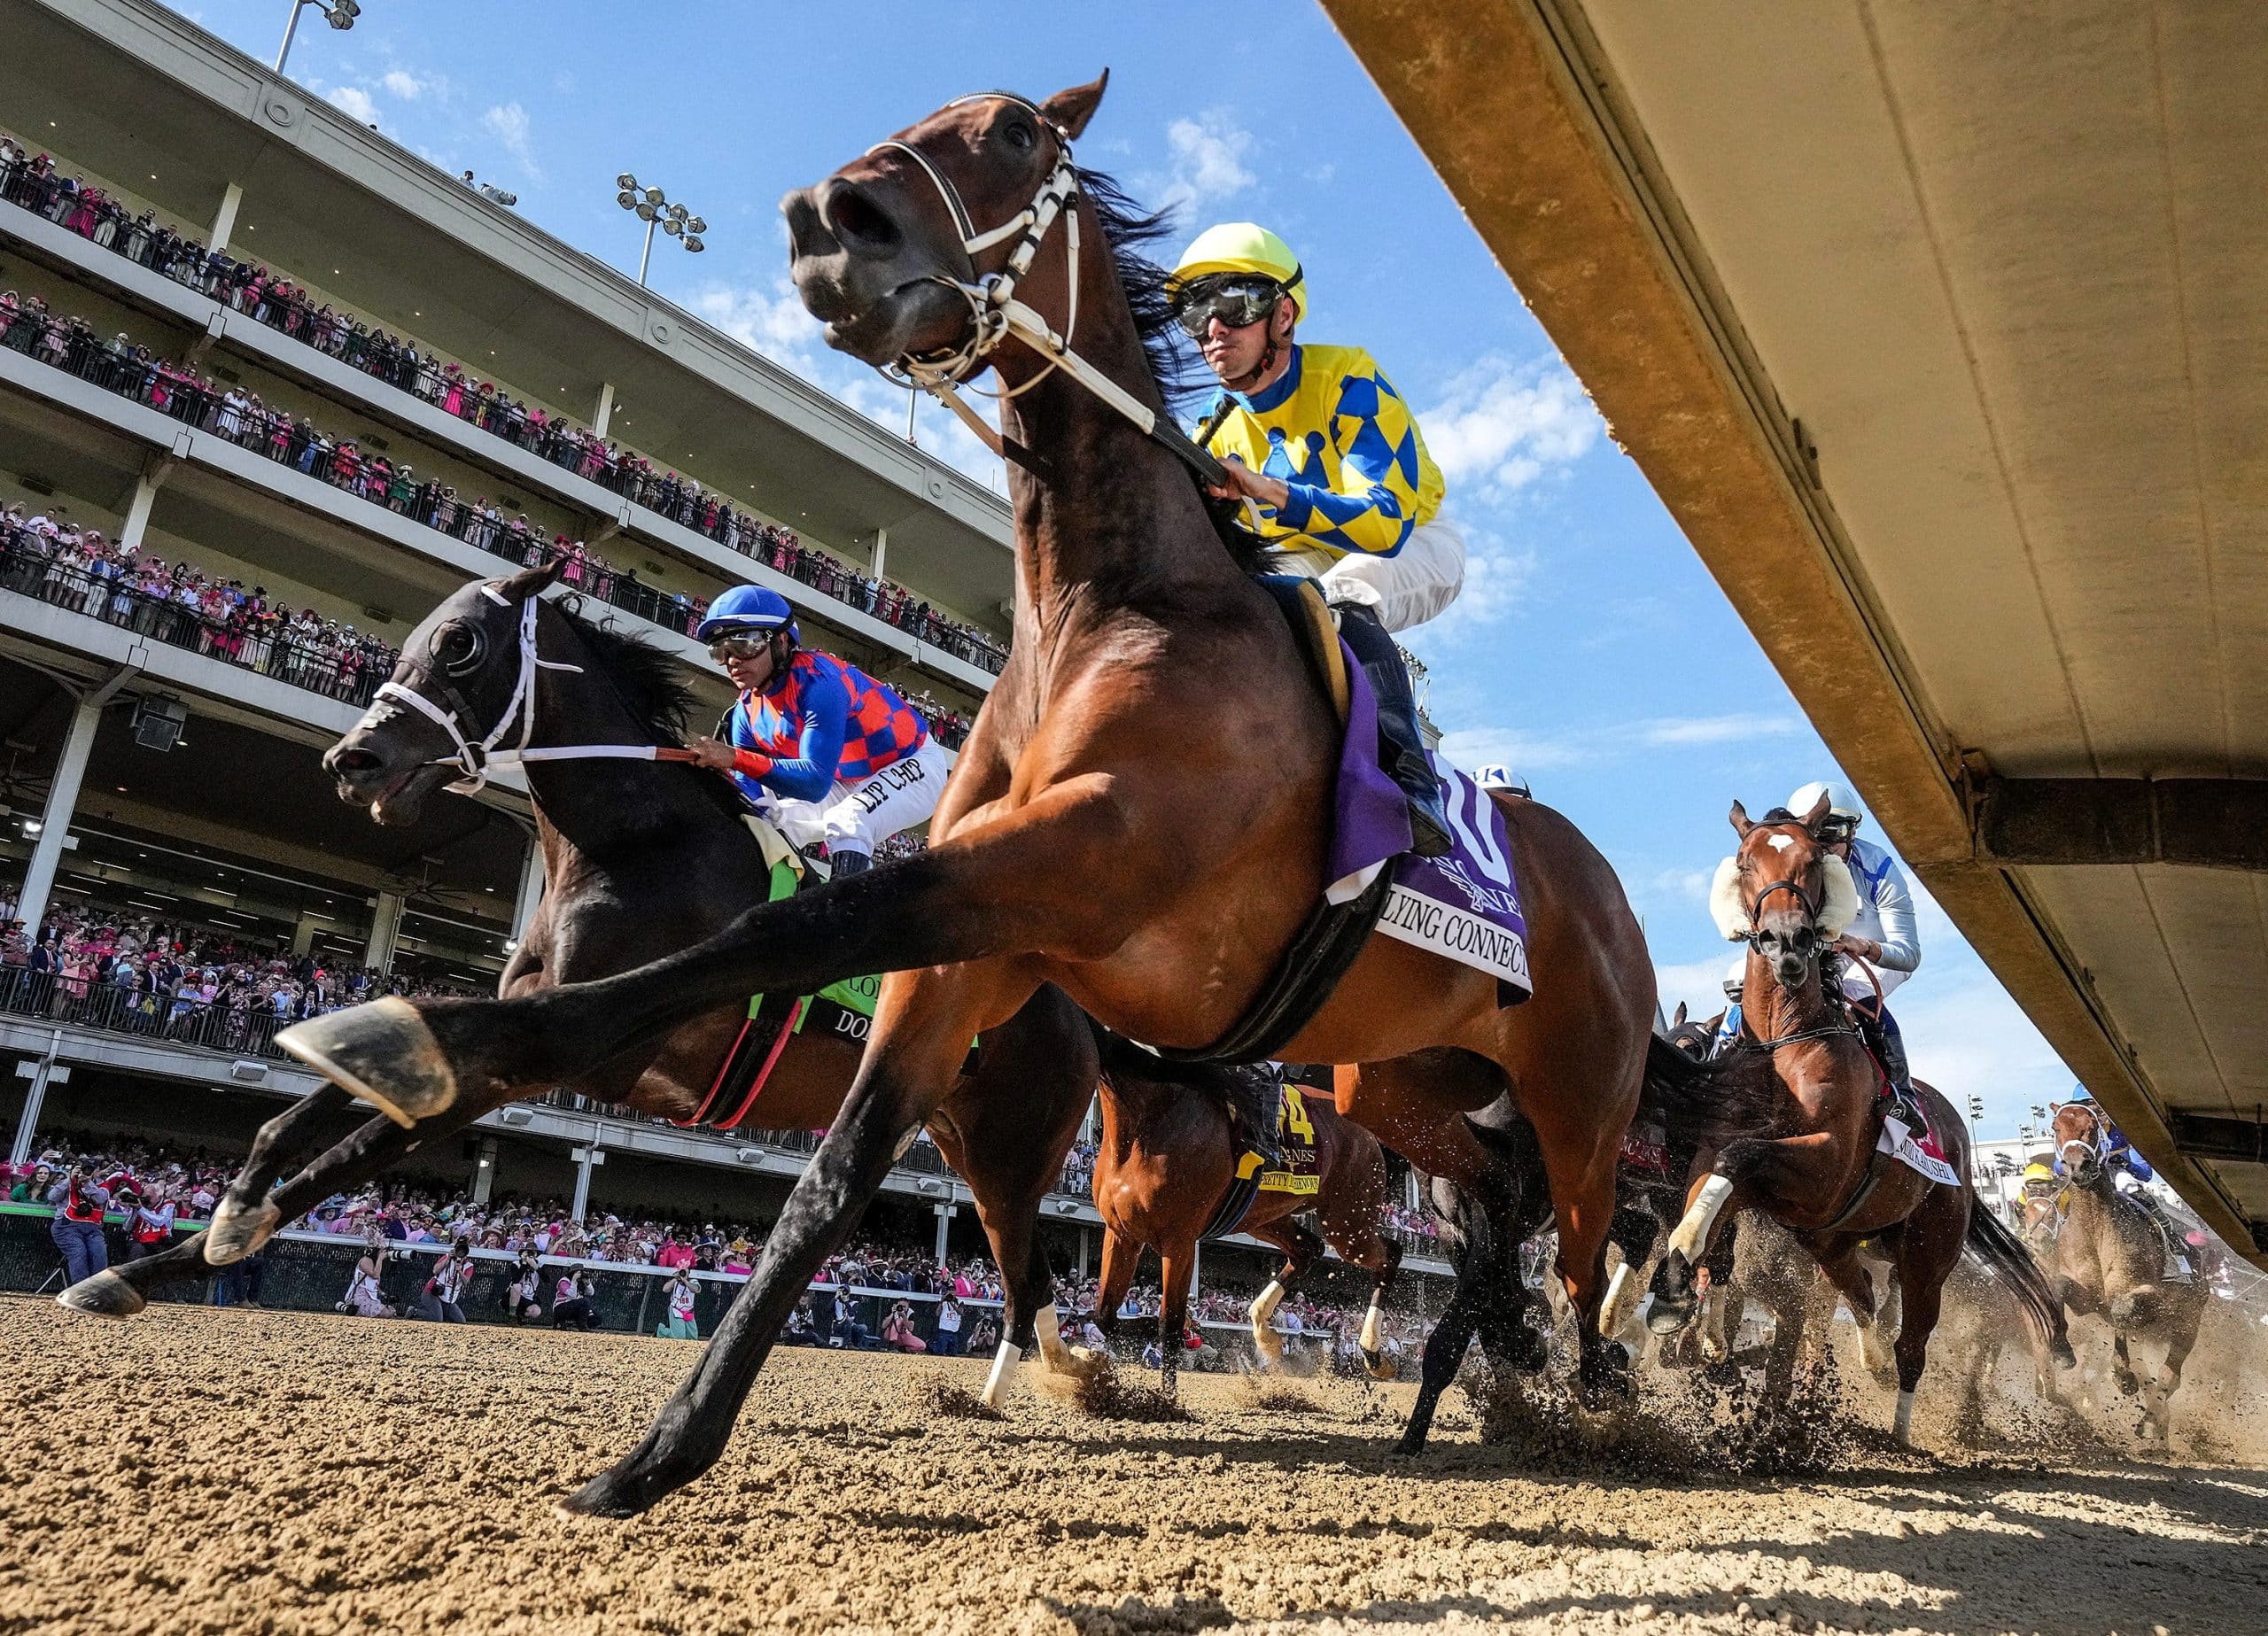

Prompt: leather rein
xmin=866 ymin=93 xmax=1231 ymax=492
xmin=1738 ymin=872 xmax=1860 ymax=1051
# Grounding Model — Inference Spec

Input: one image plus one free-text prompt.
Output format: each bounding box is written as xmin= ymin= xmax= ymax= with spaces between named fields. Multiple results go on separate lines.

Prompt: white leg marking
xmin=981 ymin=1339 xmax=1023 ymax=1407
xmin=1031 ymin=1302 xmax=1068 ymax=1369
xmin=1597 ymin=1260 xmax=1637 ymax=1338
xmin=1359 ymin=1290 xmax=1386 ymax=1355
xmin=1666 ymin=1175 xmax=1736 ymax=1263
xmin=1893 ymin=1387 xmax=1916 ymax=1446
xmin=1250 ymin=1279 xmax=1287 ymax=1362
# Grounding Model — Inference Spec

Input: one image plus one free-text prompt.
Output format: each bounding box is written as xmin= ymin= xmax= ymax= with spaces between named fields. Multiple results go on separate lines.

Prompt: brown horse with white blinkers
xmin=253 ymin=76 xmax=1658 ymax=1516
xmin=1647 ymin=796 xmax=2070 ymax=1444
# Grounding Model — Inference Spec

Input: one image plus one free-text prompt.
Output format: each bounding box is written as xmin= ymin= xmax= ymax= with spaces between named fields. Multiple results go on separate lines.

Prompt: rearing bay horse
xmin=58 ymin=565 xmax=1107 ymax=1390
xmin=252 ymin=77 xmax=1655 ymax=1516
xmin=1647 ymin=797 xmax=2070 ymax=1444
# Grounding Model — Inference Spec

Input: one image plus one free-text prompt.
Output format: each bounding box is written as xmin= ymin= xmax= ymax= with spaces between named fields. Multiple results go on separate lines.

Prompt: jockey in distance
xmin=686 ymin=585 xmax=949 ymax=876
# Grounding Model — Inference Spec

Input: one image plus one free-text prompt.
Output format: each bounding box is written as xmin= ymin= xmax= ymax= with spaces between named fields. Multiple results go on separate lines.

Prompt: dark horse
xmin=1084 ymin=1071 xmax=1402 ymax=1395
xmin=244 ymin=77 xmax=1657 ymax=1515
xmin=1644 ymin=796 xmax=2070 ymax=1445
xmin=59 ymin=563 xmax=1112 ymax=1399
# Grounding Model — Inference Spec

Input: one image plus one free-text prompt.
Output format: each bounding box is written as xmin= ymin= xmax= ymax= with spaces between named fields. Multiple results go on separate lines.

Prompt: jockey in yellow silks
xmin=1169 ymin=223 xmax=1462 ymax=857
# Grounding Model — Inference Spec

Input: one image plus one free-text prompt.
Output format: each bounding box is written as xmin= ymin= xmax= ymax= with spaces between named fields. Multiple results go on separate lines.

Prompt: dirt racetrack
xmin=5 ymin=1296 xmax=2266 ymax=1634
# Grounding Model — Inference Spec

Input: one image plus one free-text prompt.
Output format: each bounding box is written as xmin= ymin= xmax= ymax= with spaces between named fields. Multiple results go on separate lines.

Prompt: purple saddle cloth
xmin=1326 ymin=644 xmax=1533 ymax=998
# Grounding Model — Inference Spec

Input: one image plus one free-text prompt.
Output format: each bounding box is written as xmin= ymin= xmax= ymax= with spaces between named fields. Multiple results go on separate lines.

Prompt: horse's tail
xmin=1966 ymin=1200 xmax=2075 ymax=1369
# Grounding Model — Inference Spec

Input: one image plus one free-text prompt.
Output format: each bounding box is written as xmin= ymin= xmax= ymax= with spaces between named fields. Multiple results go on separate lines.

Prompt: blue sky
xmin=189 ymin=0 xmax=2075 ymax=1137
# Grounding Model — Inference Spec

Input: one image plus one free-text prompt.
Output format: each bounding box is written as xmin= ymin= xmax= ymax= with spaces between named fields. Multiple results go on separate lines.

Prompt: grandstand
xmin=0 ymin=0 xmax=1451 ymax=1326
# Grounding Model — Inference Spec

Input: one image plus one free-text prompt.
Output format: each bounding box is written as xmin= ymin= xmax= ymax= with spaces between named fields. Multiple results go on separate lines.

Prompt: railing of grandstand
xmin=0 ymin=965 xmax=292 ymax=1056
xmin=0 ymin=523 xmax=395 ymax=709
xmin=0 ymin=147 xmax=1008 ymax=678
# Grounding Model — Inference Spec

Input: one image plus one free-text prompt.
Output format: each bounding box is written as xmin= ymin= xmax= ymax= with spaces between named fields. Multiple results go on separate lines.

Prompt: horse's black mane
xmin=1079 ymin=166 xmax=1274 ymax=577
xmin=558 ymin=603 xmax=700 ymax=745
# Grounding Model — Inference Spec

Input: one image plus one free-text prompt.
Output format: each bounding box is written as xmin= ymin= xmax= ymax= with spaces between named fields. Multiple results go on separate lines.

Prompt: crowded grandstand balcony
xmin=0 ymin=96 xmax=1012 ymax=699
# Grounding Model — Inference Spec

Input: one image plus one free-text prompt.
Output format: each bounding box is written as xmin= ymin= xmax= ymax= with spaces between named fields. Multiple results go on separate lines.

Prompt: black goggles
xmin=1172 ymin=275 xmax=1285 ymax=339
xmin=1817 ymin=816 xmax=1860 ymax=843
xmin=707 ymin=632 xmax=774 ymax=661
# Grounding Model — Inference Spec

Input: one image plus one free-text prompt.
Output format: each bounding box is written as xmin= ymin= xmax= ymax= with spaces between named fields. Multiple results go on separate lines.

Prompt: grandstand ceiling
xmin=4 ymin=0 xmax=1015 ymax=628
xmin=1324 ymin=0 xmax=2268 ymax=1265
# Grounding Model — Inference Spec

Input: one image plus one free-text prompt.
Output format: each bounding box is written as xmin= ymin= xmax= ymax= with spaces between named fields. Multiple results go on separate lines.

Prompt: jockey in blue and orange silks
xmin=686 ymin=585 xmax=949 ymax=876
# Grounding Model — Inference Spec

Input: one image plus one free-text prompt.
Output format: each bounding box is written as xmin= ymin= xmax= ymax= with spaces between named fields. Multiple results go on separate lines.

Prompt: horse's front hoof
xmin=204 ymin=1199 xmax=281 ymax=1266
xmin=1390 ymin=1431 xmax=1427 ymax=1460
xmin=2115 ymin=1369 xmax=2142 ymax=1399
xmin=58 ymin=1269 xmax=145 ymax=1319
xmin=1363 ymin=1350 xmax=1397 ymax=1383
xmin=1645 ymin=1291 xmax=1695 ymax=1336
xmin=2052 ymin=1338 xmax=2078 ymax=1371
xmin=1578 ymin=1341 xmax=1636 ymax=1408
xmin=557 ymin=1454 xmax=694 ymax=1521
xmin=276 ymin=996 xmax=456 ymax=1127
xmin=1064 ymin=1345 xmax=1108 ymax=1380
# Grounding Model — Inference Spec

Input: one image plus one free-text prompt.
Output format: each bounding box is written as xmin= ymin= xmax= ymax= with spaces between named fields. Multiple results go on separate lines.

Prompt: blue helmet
xmin=695 ymin=584 xmax=797 ymax=647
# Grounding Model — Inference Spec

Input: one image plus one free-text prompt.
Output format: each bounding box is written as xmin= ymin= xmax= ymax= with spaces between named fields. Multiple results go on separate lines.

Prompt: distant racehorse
xmin=1084 ymin=1070 xmax=1402 ymax=1395
xmin=1645 ymin=797 xmax=2070 ymax=1445
xmin=2045 ymin=1100 xmax=2205 ymax=1443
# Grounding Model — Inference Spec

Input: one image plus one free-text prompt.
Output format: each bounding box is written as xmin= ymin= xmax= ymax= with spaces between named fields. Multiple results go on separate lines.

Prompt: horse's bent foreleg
xmin=1244 ymin=1219 xmax=1322 ymax=1369
xmin=60 ymin=1101 xmax=478 ymax=1316
xmin=1155 ymin=1238 xmax=1195 ymax=1399
xmin=206 ymin=1086 xmax=354 ymax=1263
xmin=564 ymin=966 xmax=1014 ymax=1517
xmin=277 ymin=782 xmax=1151 ymax=1121
xmin=1357 ymin=1237 xmax=1404 ymax=1377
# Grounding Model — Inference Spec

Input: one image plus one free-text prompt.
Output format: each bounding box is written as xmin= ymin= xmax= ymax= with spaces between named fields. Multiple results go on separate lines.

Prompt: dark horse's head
xmin=781 ymin=76 xmax=1113 ymax=369
xmin=1712 ymin=793 xmax=1860 ymax=992
xmin=322 ymin=561 xmax=569 ymax=826
xmin=2052 ymin=1099 xmax=2106 ymax=1185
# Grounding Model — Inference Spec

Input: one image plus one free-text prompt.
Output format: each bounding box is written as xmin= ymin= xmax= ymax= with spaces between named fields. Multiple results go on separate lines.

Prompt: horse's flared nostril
xmin=327 ymin=747 xmax=382 ymax=778
xmin=819 ymin=178 xmax=902 ymax=255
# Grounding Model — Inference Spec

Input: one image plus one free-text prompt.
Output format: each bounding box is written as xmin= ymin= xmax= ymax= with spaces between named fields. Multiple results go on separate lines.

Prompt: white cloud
xmin=1423 ymin=357 xmax=1603 ymax=502
xmin=326 ymin=86 xmax=379 ymax=126
xmin=692 ymin=281 xmax=1007 ymax=493
xmin=380 ymin=69 xmax=426 ymax=100
xmin=1655 ymin=954 xmax=1744 ymax=1025
xmin=1148 ymin=112 xmax=1256 ymax=213
xmin=1436 ymin=711 xmax=1805 ymax=779
xmin=482 ymin=102 xmax=540 ymax=180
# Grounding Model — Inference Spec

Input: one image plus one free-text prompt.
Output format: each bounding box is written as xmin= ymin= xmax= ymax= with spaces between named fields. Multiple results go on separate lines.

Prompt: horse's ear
xmin=500 ymin=558 xmax=567 ymax=601
xmin=1801 ymin=790 xmax=1834 ymax=834
xmin=1672 ymin=1002 xmax=1688 ymax=1027
xmin=1041 ymin=71 xmax=1109 ymax=141
xmin=1729 ymin=800 xmax=1754 ymax=837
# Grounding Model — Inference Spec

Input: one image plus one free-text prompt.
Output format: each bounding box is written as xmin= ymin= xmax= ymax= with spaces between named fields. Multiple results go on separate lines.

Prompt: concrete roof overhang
xmin=4 ymin=0 xmax=1014 ymax=624
xmin=1324 ymin=0 xmax=2268 ymax=1264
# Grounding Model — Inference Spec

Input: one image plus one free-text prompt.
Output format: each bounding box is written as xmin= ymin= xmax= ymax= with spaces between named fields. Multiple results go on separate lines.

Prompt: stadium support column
xmin=869 ymin=527 xmax=888 ymax=582
xmin=208 ymin=182 xmax=244 ymax=257
xmin=363 ymin=890 xmax=404 ymax=972
xmin=471 ymin=1136 xmax=498 ymax=1206
xmin=570 ymin=1144 xmax=603 ymax=1222
xmin=594 ymin=381 xmax=616 ymax=438
xmin=15 ymin=663 xmax=133 ymax=936
xmin=9 ymin=1032 xmax=71 ymax=1168
xmin=933 ymin=1201 xmax=957 ymax=1263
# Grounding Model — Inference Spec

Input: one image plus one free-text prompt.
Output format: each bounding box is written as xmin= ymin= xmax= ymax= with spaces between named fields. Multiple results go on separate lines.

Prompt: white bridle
xmin=364 ymin=587 xmax=687 ymax=795
xmin=866 ymin=94 xmax=1226 ymax=487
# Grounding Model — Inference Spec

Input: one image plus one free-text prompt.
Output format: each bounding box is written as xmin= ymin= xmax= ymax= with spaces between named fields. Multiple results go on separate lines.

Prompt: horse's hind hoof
xmin=58 ymin=1269 xmax=145 ymax=1319
xmin=276 ymin=996 xmax=456 ymax=1127
xmin=1363 ymin=1350 xmax=1397 ymax=1383
xmin=1645 ymin=1292 xmax=1696 ymax=1336
xmin=2052 ymin=1338 xmax=2078 ymax=1371
xmin=204 ymin=1198 xmax=281 ymax=1266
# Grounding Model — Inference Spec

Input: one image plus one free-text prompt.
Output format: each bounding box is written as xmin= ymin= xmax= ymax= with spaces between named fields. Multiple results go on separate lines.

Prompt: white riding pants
xmin=1276 ymin=516 xmax=1467 ymax=634
xmin=765 ymin=739 xmax=950 ymax=858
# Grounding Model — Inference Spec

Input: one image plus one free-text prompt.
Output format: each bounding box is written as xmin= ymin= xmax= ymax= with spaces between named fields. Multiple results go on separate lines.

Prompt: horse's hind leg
xmin=1245 ymin=1219 xmax=1324 ymax=1369
xmin=1397 ymin=1267 xmax=1480 ymax=1458
xmin=1355 ymin=1237 xmax=1405 ymax=1378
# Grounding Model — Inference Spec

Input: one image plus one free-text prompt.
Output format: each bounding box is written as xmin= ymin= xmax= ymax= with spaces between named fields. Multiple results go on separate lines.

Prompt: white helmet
xmin=1787 ymin=779 xmax=1862 ymax=836
xmin=1722 ymin=954 xmax=1747 ymax=1001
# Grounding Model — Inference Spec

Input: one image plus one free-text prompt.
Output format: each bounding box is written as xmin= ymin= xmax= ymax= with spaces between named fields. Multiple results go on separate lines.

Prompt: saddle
xmin=1148 ymin=577 xmax=1391 ymax=1066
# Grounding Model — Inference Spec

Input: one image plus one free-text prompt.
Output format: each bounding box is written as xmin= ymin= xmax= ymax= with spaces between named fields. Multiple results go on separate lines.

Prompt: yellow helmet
xmin=1169 ymin=223 xmax=1308 ymax=322
xmin=2023 ymin=1159 xmax=2055 ymax=1182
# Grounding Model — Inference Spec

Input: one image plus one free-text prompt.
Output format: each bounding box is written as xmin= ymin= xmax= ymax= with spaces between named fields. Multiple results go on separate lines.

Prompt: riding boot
xmin=1224 ymin=1062 xmax=1285 ymax=1178
xmin=1332 ymin=599 xmax=1452 ymax=858
xmin=828 ymin=849 xmax=873 ymax=878
xmin=1859 ymin=1004 xmax=1922 ymax=1132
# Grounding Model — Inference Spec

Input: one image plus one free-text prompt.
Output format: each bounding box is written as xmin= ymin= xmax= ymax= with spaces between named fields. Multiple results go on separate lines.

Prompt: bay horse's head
xmin=322 ymin=559 xmax=565 ymax=826
xmin=1710 ymin=793 xmax=1861 ymax=991
xmin=781 ymin=75 xmax=1110 ymax=370
xmin=2051 ymin=1099 xmax=2106 ymax=1185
